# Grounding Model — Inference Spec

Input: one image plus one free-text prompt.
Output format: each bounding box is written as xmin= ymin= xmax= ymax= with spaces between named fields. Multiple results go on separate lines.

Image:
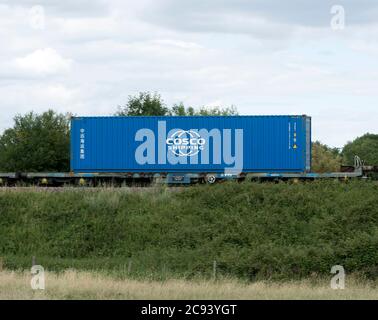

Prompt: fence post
xmin=213 ymin=260 xmax=217 ymax=280
xmin=128 ymin=260 xmax=132 ymax=275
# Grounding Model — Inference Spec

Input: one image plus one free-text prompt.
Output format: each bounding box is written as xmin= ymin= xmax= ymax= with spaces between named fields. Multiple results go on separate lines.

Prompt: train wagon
xmin=0 ymin=115 xmax=367 ymax=186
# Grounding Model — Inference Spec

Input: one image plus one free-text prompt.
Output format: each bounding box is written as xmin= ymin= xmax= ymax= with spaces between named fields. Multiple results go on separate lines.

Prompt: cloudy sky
xmin=0 ymin=0 xmax=377 ymax=147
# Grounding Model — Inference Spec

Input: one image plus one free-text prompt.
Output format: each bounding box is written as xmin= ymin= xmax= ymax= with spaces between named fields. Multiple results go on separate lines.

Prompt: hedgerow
xmin=0 ymin=181 xmax=377 ymax=280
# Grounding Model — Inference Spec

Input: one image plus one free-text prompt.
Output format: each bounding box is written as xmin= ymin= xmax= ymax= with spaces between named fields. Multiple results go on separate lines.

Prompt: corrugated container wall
xmin=71 ymin=115 xmax=311 ymax=173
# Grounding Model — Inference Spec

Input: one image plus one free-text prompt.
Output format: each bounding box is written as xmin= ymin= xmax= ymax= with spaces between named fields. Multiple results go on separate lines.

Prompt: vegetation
xmin=311 ymin=141 xmax=342 ymax=173
xmin=116 ymin=92 xmax=170 ymax=116
xmin=116 ymin=91 xmax=238 ymax=116
xmin=0 ymin=110 xmax=70 ymax=172
xmin=1 ymin=270 xmax=377 ymax=300
xmin=1 ymin=181 xmax=377 ymax=281
xmin=170 ymin=102 xmax=238 ymax=116
xmin=342 ymin=134 xmax=378 ymax=166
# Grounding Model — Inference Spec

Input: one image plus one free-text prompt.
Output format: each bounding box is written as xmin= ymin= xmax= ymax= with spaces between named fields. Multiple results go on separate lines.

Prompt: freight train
xmin=0 ymin=115 xmax=374 ymax=186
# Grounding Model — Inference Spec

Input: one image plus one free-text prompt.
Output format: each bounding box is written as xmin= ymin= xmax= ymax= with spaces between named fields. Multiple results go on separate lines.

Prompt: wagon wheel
xmin=205 ymin=174 xmax=216 ymax=184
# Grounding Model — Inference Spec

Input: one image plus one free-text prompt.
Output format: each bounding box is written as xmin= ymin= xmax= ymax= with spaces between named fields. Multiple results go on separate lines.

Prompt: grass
xmin=1 ymin=270 xmax=377 ymax=300
xmin=0 ymin=180 xmax=378 ymax=281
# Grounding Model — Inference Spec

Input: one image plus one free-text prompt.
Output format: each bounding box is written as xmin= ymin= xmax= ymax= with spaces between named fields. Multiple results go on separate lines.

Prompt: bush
xmin=0 ymin=181 xmax=377 ymax=280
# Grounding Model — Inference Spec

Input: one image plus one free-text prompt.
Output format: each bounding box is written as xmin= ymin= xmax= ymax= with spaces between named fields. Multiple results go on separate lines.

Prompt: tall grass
xmin=0 ymin=181 xmax=377 ymax=281
xmin=1 ymin=270 xmax=377 ymax=300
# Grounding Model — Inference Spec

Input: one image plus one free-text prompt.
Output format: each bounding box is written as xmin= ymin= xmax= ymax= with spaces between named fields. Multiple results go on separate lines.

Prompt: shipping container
xmin=70 ymin=115 xmax=311 ymax=174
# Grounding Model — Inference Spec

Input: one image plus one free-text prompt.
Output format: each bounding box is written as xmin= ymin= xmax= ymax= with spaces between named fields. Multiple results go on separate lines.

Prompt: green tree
xmin=0 ymin=110 xmax=70 ymax=172
xmin=117 ymin=92 xmax=239 ymax=116
xmin=342 ymin=133 xmax=378 ymax=166
xmin=195 ymin=105 xmax=238 ymax=116
xmin=116 ymin=92 xmax=169 ymax=116
xmin=311 ymin=141 xmax=342 ymax=173
xmin=170 ymin=102 xmax=238 ymax=116
xmin=170 ymin=102 xmax=196 ymax=116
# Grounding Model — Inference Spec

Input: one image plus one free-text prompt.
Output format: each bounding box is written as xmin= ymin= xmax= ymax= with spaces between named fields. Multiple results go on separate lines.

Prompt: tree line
xmin=0 ymin=92 xmax=377 ymax=173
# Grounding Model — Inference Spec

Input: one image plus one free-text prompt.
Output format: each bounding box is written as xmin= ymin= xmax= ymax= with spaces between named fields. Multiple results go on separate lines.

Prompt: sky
xmin=0 ymin=0 xmax=377 ymax=148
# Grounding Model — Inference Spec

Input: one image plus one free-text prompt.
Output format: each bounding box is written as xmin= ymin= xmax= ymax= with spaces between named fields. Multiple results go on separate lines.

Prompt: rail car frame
xmin=0 ymin=156 xmax=375 ymax=187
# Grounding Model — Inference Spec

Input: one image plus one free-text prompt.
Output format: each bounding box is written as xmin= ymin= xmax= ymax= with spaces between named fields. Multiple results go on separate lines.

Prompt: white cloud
xmin=205 ymin=100 xmax=224 ymax=108
xmin=54 ymin=16 xmax=119 ymax=40
xmin=14 ymin=48 xmax=72 ymax=75
xmin=34 ymin=84 xmax=76 ymax=102
xmin=152 ymin=39 xmax=203 ymax=50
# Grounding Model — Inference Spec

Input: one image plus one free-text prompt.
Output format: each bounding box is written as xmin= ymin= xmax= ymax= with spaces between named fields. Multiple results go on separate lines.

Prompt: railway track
xmin=0 ymin=186 xmax=187 ymax=192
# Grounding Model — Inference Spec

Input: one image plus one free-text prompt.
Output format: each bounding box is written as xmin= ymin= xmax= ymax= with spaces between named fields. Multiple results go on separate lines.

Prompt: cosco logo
xmin=166 ymin=130 xmax=206 ymax=157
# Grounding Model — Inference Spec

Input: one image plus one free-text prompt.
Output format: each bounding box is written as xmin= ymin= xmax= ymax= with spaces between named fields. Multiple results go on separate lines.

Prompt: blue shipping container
xmin=71 ymin=115 xmax=311 ymax=174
